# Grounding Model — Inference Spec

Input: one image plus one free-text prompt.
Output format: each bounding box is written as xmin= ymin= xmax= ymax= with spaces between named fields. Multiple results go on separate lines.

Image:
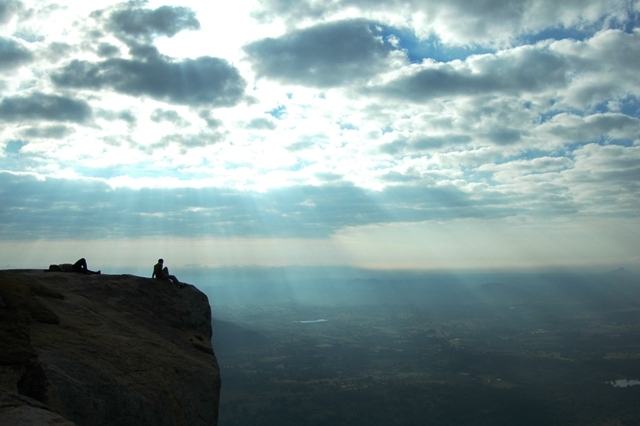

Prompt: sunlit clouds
xmin=0 ymin=0 xmax=639 ymax=270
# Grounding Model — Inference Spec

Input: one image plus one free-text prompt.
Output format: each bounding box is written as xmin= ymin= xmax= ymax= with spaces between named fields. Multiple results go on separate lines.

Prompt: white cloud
xmin=536 ymin=113 xmax=640 ymax=143
xmin=251 ymin=0 xmax=632 ymax=46
xmin=0 ymin=0 xmax=638 ymax=270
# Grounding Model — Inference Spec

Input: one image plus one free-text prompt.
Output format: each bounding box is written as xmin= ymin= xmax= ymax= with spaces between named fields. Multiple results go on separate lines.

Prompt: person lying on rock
xmin=152 ymin=258 xmax=183 ymax=287
xmin=47 ymin=258 xmax=101 ymax=274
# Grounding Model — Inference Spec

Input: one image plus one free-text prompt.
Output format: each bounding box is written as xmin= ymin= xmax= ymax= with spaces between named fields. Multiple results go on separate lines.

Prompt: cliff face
xmin=0 ymin=270 xmax=220 ymax=426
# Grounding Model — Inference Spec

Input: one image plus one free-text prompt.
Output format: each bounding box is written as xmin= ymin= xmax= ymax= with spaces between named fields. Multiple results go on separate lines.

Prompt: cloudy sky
xmin=1 ymin=0 xmax=639 ymax=271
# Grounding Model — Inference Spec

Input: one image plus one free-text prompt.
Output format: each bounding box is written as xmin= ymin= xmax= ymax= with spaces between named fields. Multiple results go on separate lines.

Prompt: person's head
xmin=158 ymin=258 xmax=163 ymax=264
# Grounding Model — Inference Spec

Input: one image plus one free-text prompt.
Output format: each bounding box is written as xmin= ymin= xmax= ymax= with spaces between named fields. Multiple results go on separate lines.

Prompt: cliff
xmin=0 ymin=270 xmax=220 ymax=426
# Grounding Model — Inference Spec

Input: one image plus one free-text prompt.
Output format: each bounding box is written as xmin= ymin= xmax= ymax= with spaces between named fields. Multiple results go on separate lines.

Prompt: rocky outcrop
xmin=0 ymin=270 xmax=220 ymax=426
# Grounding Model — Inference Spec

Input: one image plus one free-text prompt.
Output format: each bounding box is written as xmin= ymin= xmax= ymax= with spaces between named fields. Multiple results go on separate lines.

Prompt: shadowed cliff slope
xmin=0 ymin=270 xmax=220 ymax=426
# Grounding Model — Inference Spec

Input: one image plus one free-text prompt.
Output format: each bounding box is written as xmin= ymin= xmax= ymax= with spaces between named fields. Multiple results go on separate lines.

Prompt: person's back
xmin=152 ymin=259 xmax=165 ymax=279
xmin=152 ymin=258 xmax=182 ymax=287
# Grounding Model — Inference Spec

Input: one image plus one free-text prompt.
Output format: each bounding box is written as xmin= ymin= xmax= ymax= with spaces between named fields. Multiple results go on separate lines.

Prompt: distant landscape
xmin=194 ymin=268 xmax=640 ymax=426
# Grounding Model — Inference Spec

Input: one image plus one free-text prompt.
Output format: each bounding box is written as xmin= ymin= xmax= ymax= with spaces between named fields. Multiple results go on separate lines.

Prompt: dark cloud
xmin=106 ymin=5 xmax=200 ymax=42
xmin=286 ymin=139 xmax=319 ymax=152
xmin=198 ymin=111 xmax=222 ymax=128
xmin=97 ymin=42 xmax=121 ymax=57
xmin=379 ymin=140 xmax=409 ymax=155
xmin=583 ymin=114 xmax=640 ymax=135
xmin=151 ymin=108 xmax=185 ymax=125
xmin=51 ymin=54 xmax=246 ymax=106
xmin=0 ymin=36 xmax=33 ymax=70
xmin=127 ymin=42 xmax=160 ymax=59
xmin=118 ymin=110 xmax=136 ymax=124
xmin=159 ymin=132 xmax=224 ymax=148
xmin=251 ymin=0 xmax=327 ymax=22
xmin=43 ymin=42 xmax=73 ymax=62
xmin=0 ymin=172 xmax=518 ymax=240
xmin=373 ymin=47 xmax=569 ymax=101
xmin=251 ymin=0 xmax=630 ymax=46
xmin=541 ymin=113 xmax=640 ymax=142
xmin=0 ymin=0 xmax=22 ymax=26
xmin=380 ymin=134 xmax=471 ymax=154
xmin=0 ymin=93 xmax=92 ymax=123
xmin=20 ymin=125 xmax=74 ymax=139
xmin=486 ymin=128 xmax=522 ymax=145
xmin=45 ymin=4 xmax=242 ymax=108
xmin=244 ymin=19 xmax=393 ymax=87
xmin=97 ymin=109 xmax=137 ymax=125
xmin=8 ymin=151 xmax=638 ymax=240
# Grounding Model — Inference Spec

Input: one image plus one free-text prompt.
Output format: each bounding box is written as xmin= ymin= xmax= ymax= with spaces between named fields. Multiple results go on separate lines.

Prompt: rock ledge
xmin=0 ymin=270 xmax=220 ymax=426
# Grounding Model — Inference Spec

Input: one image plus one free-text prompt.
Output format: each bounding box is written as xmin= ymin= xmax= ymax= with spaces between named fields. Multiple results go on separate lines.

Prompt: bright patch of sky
xmin=0 ymin=0 xmax=639 ymax=271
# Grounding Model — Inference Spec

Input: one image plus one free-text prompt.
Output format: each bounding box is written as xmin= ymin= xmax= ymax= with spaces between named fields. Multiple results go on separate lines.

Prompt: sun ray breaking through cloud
xmin=0 ymin=0 xmax=639 ymax=271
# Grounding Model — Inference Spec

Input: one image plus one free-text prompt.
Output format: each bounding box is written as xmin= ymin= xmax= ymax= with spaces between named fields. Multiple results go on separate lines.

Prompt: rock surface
xmin=0 ymin=270 xmax=220 ymax=426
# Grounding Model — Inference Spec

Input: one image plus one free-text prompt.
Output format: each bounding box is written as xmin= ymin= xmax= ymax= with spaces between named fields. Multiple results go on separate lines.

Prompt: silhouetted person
xmin=152 ymin=258 xmax=181 ymax=286
xmin=48 ymin=258 xmax=100 ymax=274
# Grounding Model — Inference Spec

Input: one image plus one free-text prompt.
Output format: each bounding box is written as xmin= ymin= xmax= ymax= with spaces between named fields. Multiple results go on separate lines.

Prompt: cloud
xmin=552 ymin=29 xmax=640 ymax=107
xmin=244 ymin=19 xmax=394 ymax=87
xmin=158 ymin=132 xmax=224 ymax=148
xmin=315 ymin=172 xmax=344 ymax=182
xmin=41 ymin=42 xmax=74 ymax=63
xmin=251 ymin=0 xmax=329 ymax=22
xmin=150 ymin=109 xmax=188 ymax=126
xmin=1 ymin=129 xmax=638 ymax=239
xmin=245 ymin=118 xmax=276 ymax=130
xmin=4 ymin=140 xmax=26 ymax=154
xmin=480 ymin=156 xmax=574 ymax=180
xmin=0 ymin=93 xmax=92 ymax=123
xmin=286 ymin=141 xmax=315 ymax=152
xmin=97 ymin=109 xmax=137 ymax=126
xmin=380 ymin=134 xmax=471 ymax=154
xmin=198 ymin=111 xmax=222 ymax=128
xmin=286 ymin=134 xmax=328 ymax=152
xmin=0 ymin=172 xmax=513 ymax=240
xmin=559 ymin=29 xmax=640 ymax=74
xmin=380 ymin=170 xmax=421 ymax=183
xmin=485 ymin=128 xmax=523 ymax=145
xmin=51 ymin=54 xmax=246 ymax=106
xmin=0 ymin=0 xmax=22 ymax=26
xmin=0 ymin=36 xmax=33 ymax=70
xmin=538 ymin=113 xmax=640 ymax=143
xmin=570 ymin=144 xmax=640 ymax=186
xmin=474 ymin=143 xmax=640 ymax=217
xmin=19 ymin=125 xmax=74 ymax=139
xmin=252 ymin=0 xmax=632 ymax=46
xmin=560 ymin=144 xmax=640 ymax=215
xmin=97 ymin=42 xmax=121 ymax=58
xmin=373 ymin=44 xmax=569 ymax=102
xmin=106 ymin=4 xmax=200 ymax=42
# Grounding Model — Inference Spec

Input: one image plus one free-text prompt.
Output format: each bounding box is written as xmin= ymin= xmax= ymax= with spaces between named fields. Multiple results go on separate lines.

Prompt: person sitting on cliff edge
xmin=152 ymin=258 xmax=184 ymax=287
xmin=47 ymin=258 xmax=100 ymax=274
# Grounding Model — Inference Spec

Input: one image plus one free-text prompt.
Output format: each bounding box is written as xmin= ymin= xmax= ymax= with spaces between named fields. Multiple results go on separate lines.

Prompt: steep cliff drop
xmin=0 ymin=270 xmax=220 ymax=426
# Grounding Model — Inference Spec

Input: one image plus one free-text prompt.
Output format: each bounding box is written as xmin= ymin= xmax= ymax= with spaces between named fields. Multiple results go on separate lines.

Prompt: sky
xmin=0 ymin=0 xmax=639 ymax=272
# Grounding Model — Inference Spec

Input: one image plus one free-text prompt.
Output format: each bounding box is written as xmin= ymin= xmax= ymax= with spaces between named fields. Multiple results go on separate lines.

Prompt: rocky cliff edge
xmin=0 ymin=270 xmax=220 ymax=426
